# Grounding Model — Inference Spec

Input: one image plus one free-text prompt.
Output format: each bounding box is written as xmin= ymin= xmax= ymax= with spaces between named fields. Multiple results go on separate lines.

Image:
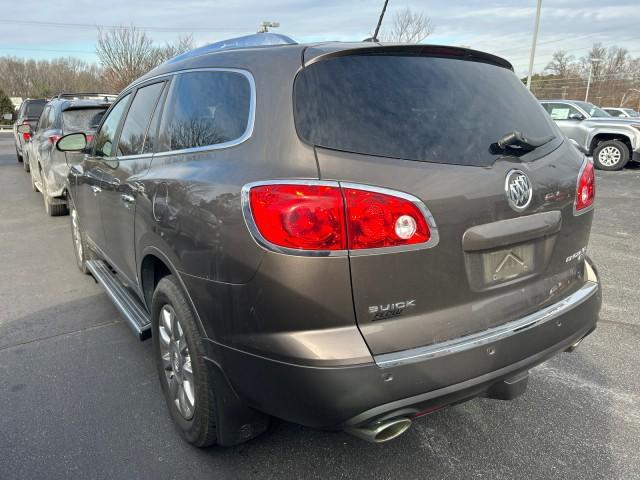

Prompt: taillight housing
xmin=22 ymin=132 xmax=31 ymax=141
xmin=243 ymin=181 xmax=438 ymax=255
xmin=574 ymin=158 xmax=595 ymax=214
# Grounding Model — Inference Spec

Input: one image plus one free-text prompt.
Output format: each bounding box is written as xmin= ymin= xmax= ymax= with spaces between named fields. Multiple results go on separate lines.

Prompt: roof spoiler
xmin=303 ymin=44 xmax=513 ymax=71
xmin=56 ymin=93 xmax=117 ymax=101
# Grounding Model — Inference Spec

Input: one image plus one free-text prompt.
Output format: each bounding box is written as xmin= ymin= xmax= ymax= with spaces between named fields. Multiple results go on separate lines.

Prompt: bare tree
xmin=96 ymin=26 xmax=194 ymax=92
xmin=545 ymin=50 xmax=576 ymax=77
xmin=380 ymin=8 xmax=434 ymax=43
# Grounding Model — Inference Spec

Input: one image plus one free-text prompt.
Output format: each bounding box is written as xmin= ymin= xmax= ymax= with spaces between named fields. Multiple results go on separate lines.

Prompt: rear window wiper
xmin=490 ymin=131 xmax=555 ymax=154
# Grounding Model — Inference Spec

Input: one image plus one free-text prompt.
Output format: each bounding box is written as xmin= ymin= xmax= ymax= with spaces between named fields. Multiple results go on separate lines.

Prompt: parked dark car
xmin=13 ymin=98 xmax=46 ymax=171
xmin=57 ymin=33 xmax=601 ymax=447
xmin=20 ymin=93 xmax=113 ymax=215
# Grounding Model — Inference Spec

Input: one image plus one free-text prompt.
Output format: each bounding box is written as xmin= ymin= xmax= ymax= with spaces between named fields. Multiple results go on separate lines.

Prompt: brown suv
xmin=57 ymin=33 xmax=601 ymax=447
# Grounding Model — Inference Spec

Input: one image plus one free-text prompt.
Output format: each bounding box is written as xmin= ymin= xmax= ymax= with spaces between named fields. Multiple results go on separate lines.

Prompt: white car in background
xmin=601 ymin=107 xmax=640 ymax=119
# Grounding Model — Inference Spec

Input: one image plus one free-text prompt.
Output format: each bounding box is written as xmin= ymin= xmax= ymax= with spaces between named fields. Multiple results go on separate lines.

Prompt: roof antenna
xmin=368 ymin=0 xmax=389 ymax=42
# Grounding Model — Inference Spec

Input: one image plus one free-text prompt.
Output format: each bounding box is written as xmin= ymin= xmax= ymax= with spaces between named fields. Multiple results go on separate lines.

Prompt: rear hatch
xmin=294 ymin=47 xmax=594 ymax=355
xmin=61 ymin=106 xmax=108 ymax=165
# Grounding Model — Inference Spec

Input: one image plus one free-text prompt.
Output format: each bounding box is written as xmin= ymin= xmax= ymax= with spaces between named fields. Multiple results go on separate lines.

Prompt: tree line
xmin=528 ymin=43 xmax=640 ymax=108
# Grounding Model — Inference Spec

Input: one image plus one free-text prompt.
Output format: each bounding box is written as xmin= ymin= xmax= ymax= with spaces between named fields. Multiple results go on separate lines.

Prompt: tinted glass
xmin=62 ymin=108 xmax=107 ymax=133
xmin=158 ymin=71 xmax=250 ymax=152
xmin=95 ymin=94 xmax=130 ymax=157
xmin=25 ymin=102 xmax=45 ymax=117
xmin=623 ymin=108 xmax=639 ymax=117
xmin=37 ymin=107 xmax=50 ymax=130
xmin=117 ymin=83 xmax=164 ymax=156
xmin=142 ymin=84 xmax=167 ymax=154
xmin=575 ymin=101 xmax=610 ymax=118
xmin=294 ymin=55 xmax=557 ymax=166
xmin=604 ymin=109 xmax=622 ymax=117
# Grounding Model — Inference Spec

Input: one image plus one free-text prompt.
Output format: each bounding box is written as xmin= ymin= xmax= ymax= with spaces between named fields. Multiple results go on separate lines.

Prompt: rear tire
xmin=68 ymin=195 xmax=93 ymax=274
xmin=152 ymin=275 xmax=218 ymax=448
xmin=41 ymin=171 xmax=68 ymax=216
xmin=16 ymin=148 xmax=23 ymax=163
xmin=593 ymin=140 xmax=629 ymax=171
xmin=23 ymin=152 xmax=30 ymax=172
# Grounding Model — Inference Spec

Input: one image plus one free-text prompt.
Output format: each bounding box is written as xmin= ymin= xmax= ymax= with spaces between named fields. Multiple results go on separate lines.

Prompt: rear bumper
xmin=215 ymin=272 xmax=601 ymax=429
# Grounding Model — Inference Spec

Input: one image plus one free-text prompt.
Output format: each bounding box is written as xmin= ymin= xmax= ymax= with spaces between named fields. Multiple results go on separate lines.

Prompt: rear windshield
xmin=25 ymin=102 xmax=45 ymax=117
xmin=62 ymin=108 xmax=107 ymax=133
xmin=294 ymin=55 xmax=557 ymax=166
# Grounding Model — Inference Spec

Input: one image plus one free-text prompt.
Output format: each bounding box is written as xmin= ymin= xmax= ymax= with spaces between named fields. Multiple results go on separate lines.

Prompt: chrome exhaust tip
xmin=565 ymin=337 xmax=584 ymax=352
xmin=345 ymin=417 xmax=412 ymax=443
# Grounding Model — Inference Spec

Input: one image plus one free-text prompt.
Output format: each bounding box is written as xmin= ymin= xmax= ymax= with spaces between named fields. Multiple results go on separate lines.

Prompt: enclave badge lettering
xmin=369 ymin=300 xmax=416 ymax=321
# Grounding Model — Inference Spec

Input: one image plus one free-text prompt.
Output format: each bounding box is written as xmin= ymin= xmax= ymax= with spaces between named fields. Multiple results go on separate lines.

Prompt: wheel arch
xmin=589 ymin=133 xmax=632 ymax=156
xmin=139 ymin=247 xmax=207 ymax=336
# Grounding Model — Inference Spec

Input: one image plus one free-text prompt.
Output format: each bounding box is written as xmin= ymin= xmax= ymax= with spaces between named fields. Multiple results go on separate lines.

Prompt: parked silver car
xmin=540 ymin=99 xmax=640 ymax=170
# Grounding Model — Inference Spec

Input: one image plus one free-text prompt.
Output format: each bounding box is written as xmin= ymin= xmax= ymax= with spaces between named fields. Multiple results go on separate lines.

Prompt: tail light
xmin=574 ymin=158 xmax=595 ymax=214
xmin=85 ymin=134 xmax=94 ymax=143
xmin=48 ymin=134 xmax=62 ymax=145
xmin=244 ymin=181 xmax=437 ymax=254
xmin=22 ymin=132 xmax=31 ymax=141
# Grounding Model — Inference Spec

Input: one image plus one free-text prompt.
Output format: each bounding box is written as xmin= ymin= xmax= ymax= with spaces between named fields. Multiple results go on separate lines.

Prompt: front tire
xmin=152 ymin=275 xmax=218 ymax=447
xmin=593 ymin=140 xmax=629 ymax=171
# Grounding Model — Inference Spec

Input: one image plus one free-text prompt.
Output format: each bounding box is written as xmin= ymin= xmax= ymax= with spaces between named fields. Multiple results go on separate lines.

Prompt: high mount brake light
xmin=574 ymin=158 xmax=595 ymax=214
xmin=245 ymin=182 xmax=435 ymax=254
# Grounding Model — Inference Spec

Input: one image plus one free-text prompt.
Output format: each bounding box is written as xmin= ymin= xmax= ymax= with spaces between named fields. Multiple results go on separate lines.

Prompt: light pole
xmin=258 ymin=21 xmax=280 ymax=33
xmin=584 ymin=58 xmax=602 ymax=102
xmin=526 ymin=0 xmax=543 ymax=90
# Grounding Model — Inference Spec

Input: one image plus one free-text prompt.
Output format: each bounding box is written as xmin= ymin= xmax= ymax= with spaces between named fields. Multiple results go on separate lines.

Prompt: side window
xmin=142 ymin=84 xmax=168 ymax=154
xmin=607 ymin=110 xmax=622 ymax=117
xmin=94 ymin=94 xmax=130 ymax=158
xmin=158 ymin=70 xmax=251 ymax=152
xmin=117 ymin=82 xmax=165 ymax=157
xmin=48 ymin=107 xmax=57 ymax=129
xmin=548 ymin=103 xmax=577 ymax=120
xmin=36 ymin=106 xmax=50 ymax=131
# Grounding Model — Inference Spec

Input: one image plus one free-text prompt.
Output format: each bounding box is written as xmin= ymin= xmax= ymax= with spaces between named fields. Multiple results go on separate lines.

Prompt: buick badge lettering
xmin=505 ymin=169 xmax=532 ymax=212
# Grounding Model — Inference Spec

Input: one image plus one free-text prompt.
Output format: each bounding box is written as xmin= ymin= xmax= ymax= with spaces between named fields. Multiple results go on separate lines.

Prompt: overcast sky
xmin=1 ymin=0 xmax=638 ymax=76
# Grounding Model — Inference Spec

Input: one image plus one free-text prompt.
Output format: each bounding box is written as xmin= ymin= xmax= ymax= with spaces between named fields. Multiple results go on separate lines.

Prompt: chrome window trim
xmin=374 ymin=275 xmax=599 ymax=369
xmin=124 ymin=68 xmax=256 ymax=157
xmin=241 ymin=179 xmax=440 ymax=257
xmin=573 ymin=157 xmax=595 ymax=216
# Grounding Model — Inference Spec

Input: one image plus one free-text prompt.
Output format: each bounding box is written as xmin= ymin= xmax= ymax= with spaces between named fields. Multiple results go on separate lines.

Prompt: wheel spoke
xmin=161 ymin=307 xmax=173 ymax=337
xmin=161 ymin=351 xmax=172 ymax=371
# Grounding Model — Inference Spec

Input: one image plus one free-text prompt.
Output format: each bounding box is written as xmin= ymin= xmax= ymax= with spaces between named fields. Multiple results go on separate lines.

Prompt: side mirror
xmin=568 ymin=113 xmax=585 ymax=121
xmin=17 ymin=124 xmax=31 ymax=134
xmin=56 ymin=132 xmax=87 ymax=152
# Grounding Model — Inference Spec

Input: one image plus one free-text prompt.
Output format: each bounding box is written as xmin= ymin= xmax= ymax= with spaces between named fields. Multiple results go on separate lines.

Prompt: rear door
xmin=295 ymin=52 xmax=593 ymax=355
xmin=99 ymin=81 xmax=166 ymax=286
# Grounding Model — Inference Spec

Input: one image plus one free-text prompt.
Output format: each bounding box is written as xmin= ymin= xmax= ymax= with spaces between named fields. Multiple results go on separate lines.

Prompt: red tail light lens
xmin=48 ymin=134 xmax=62 ymax=145
xmin=249 ymin=184 xmax=346 ymax=251
xmin=343 ymin=187 xmax=430 ymax=249
xmin=574 ymin=159 xmax=595 ymax=213
xmin=85 ymin=134 xmax=94 ymax=143
xmin=22 ymin=132 xmax=31 ymax=141
xmin=246 ymin=182 xmax=433 ymax=253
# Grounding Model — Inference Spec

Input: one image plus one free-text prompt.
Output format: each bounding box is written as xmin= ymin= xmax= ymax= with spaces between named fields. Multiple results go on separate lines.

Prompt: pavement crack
xmin=0 ymin=320 xmax=121 ymax=352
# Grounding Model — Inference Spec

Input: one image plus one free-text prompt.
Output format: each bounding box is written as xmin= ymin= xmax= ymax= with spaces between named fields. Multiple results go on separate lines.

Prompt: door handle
xmin=121 ymin=194 xmax=136 ymax=204
xmin=91 ymin=185 xmax=101 ymax=195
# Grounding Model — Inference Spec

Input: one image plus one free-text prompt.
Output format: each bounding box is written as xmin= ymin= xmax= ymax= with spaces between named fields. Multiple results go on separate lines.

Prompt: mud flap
xmin=205 ymin=357 xmax=270 ymax=446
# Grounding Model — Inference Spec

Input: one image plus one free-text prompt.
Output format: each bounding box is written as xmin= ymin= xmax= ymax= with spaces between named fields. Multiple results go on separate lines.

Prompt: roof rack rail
xmin=165 ymin=32 xmax=297 ymax=64
xmin=56 ymin=92 xmax=118 ymax=101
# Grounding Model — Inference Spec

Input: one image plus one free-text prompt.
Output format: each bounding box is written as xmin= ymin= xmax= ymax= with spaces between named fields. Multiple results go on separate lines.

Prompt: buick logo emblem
xmin=505 ymin=170 xmax=532 ymax=212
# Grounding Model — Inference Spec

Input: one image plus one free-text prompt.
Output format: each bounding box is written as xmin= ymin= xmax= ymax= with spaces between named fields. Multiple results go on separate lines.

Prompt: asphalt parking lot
xmin=0 ymin=130 xmax=638 ymax=480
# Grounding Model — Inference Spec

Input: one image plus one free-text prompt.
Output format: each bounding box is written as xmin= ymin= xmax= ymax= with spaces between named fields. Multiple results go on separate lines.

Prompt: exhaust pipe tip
xmin=345 ymin=417 xmax=412 ymax=443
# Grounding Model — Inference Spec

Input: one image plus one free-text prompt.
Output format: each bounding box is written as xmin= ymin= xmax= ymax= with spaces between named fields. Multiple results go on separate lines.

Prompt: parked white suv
xmin=602 ymin=107 xmax=640 ymax=119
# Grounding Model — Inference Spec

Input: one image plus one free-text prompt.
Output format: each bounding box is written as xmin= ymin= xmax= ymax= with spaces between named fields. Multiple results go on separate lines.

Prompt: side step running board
xmin=86 ymin=260 xmax=151 ymax=340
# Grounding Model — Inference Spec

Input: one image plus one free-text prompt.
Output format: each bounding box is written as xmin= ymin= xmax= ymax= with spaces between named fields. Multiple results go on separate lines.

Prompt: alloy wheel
xmin=159 ymin=304 xmax=195 ymax=420
xmin=598 ymin=146 xmax=621 ymax=167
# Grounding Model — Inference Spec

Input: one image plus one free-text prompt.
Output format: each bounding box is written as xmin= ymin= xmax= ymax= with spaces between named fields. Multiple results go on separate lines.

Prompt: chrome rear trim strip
xmin=374 ymin=279 xmax=599 ymax=369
